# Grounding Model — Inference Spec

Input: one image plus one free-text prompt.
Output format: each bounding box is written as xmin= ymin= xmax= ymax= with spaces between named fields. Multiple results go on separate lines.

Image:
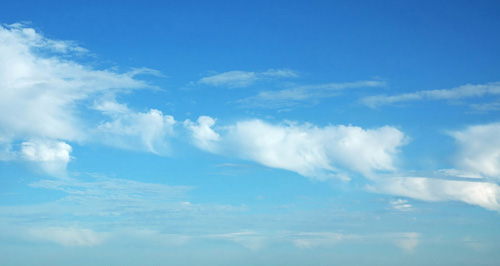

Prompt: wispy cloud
xmin=29 ymin=227 xmax=109 ymax=247
xmin=390 ymin=199 xmax=413 ymax=211
xmin=185 ymin=117 xmax=406 ymax=180
xmin=450 ymin=122 xmax=500 ymax=179
xmin=95 ymin=108 xmax=176 ymax=154
xmin=197 ymin=68 xmax=298 ymax=88
xmin=238 ymin=80 xmax=385 ymax=108
xmin=0 ymin=23 xmax=169 ymax=175
xmin=361 ymin=82 xmax=500 ymax=107
xmin=372 ymin=177 xmax=500 ymax=211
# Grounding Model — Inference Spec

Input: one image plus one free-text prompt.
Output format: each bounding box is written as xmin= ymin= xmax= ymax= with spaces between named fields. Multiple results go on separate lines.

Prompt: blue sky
xmin=1 ymin=1 xmax=500 ymax=265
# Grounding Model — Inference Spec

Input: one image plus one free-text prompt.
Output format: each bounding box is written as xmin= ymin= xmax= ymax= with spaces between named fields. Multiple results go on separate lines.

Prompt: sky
xmin=1 ymin=0 xmax=500 ymax=265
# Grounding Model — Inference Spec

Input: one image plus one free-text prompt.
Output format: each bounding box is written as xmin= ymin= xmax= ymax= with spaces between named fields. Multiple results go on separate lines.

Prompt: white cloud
xmin=0 ymin=23 xmax=161 ymax=175
xmin=20 ymin=140 xmax=72 ymax=176
xmin=361 ymin=82 xmax=500 ymax=107
xmin=199 ymin=70 xmax=257 ymax=88
xmin=437 ymin=168 xmax=483 ymax=179
xmin=183 ymin=116 xmax=220 ymax=152
xmin=450 ymin=123 xmax=500 ymax=179
xmin=29 ymin=227 xmax=108 ymax=247
xmin=96 ymin=109 xmax=176 ymax=154
xmin=390 ymin=198 xmax=413 ymax=211
xmin=238 ymin=80 xmax=385 ymax=108
xmin=0 ymin=23 xmax=149 ymax=143
xmin=197 ymin=68 xmax=298 ymax=88
xmin=372 ymin=177 xmax=500 ymax=211
xmin=260 ymin=68 xmax=299 ymax=78
xmin=186 ymin=118 xmax=406 ymax=180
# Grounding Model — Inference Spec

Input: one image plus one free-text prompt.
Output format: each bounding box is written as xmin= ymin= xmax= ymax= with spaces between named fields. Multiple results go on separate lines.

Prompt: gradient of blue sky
xmin=1 ymin=1 xmax=500 ymax=265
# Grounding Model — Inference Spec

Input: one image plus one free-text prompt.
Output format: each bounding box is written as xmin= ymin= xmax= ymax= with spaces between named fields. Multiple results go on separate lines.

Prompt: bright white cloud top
xmin=1 ymin=1 xmax=500 ymax=265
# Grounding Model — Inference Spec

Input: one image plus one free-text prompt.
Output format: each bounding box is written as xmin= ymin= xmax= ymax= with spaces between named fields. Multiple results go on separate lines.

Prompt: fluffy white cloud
xmin=197 ymin=68 xmax=298 ymax=88
xmin=372 ymin=177 xmax=500 ymax=211
xmin=20 ymin=140 xmax=72 ymax=176
xmin=183 ymin=116 xmax=220 ymax=152
xmin=450 ymin=123 xmax=500 ymax=179
xmin=96 ymin=109 xmax=176 ymax=154
xmin=0 ymin=23 xmax=170 ymax=175
xmin=186 ymin=117 xmax=406 ymax=180
xmin=0 ymin=23 xmax=149 ymax=143
xmin=361 ymin=82 xmax=500 ymax=107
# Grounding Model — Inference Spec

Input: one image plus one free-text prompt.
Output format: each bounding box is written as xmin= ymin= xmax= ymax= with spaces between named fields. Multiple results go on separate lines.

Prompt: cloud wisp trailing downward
xmin=361 ymin=82 xmax=500 ymax=108
xmin=185 ymin=117 xmax=406 ymax=180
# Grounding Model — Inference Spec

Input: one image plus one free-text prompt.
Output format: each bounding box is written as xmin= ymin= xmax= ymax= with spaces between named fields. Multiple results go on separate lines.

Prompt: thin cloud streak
xmin=238 ymin=80 xmax=385 ymax=108
xmin=361 ymin=82 xmax=500 ymax=108
xmin=197 ymin=69 xmax=298 ymax=88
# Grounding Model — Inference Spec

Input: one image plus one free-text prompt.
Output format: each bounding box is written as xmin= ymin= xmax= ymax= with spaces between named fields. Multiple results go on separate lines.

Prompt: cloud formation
xmin=238 ymin=80 xmax=385 ymax=108
xmin=0 ymin=23 xmax=166 ymax=174
xmin=197 ymin=69 xmax=298 ymax=88
xmin=361 ymin=82 xmax=500 ymax=107
xmin=20 ymin=140 xmax=72 ymax=176
xmin=185 ymin=118 xmax=406 ymax=180
xmin=450 ymin=123 xmax=500 ymax=179
xmin=373 ymin=177 xmax=500 ymax=211
xmin=96 ymin=107 xmax=176 ymax=154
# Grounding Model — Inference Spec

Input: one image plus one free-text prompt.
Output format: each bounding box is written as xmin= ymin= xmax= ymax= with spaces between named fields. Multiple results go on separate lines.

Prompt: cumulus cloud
xmin=183 ymin=116 xmax=220 ymax=152
xmin=96 ymin=108 xmax=176 ymax=154
xmin=450 ymin=123 xmax=500 ymax=179
xmin=0 ymin=23 xmax=170 ymax=175
xmin=0 ymin=23 xmax=149 ymax=143
xmin=20 ymin=140 xmax=72 ymax=176
xmin=197 ymin=68 xmax=298 ymax=88
xmin=185 ymin=117 xmax=406 ymax=180
xmin=361 ymin=82 xmax=500 ymax=107
xmin=372 ymin=177 xmax=500 ymax=211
